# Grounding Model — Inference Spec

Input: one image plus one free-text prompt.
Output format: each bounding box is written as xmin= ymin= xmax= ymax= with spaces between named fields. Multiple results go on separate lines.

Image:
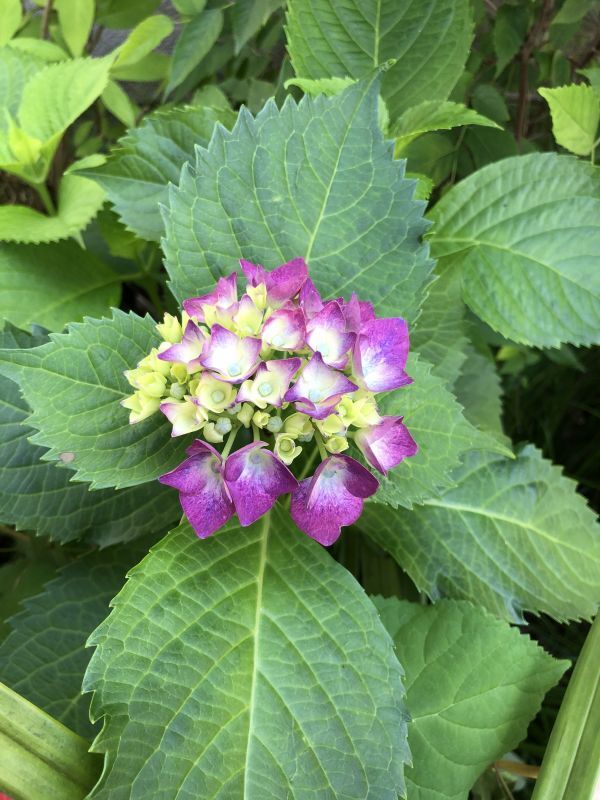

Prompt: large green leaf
xmin=0 ymin=327 xmax=180 ymax=545
xmin=84 ymin=510 xmax=409 ymax=799
xmin=0 ymin=559 xmax=57 ymax=642
xmin=375 ymin=598 xmax=569 ymax=800
xmin=372 ymin=355 xmax=510 ymax=510
xmin=55 ymin=0 xmax=95 ymax=57
xmin=453 ymin=343 xmax=506 ymax=440
xmin=0 ymin=241 xmax=119 ymax=330
xmin=164 ymin=76 xmax=433 ymax=324
xmin=0 ymin=174 xmax=105 ymax=243
xmin=285 ymin=0 xmax=473 ymax=119
xmin=392 ymin=101 xmax=499 ymax=151
xmin=165 ymin=9 xmax=224 ymax=96
xmin=83 ymin=104 xmax=236 ymax=242
xmin=411 ymin=266 xmax=468 ymax=387
xmin=0 ymin=311 xmax=190 ymax=489
xmin=539 ymin=84 xmax=600 ymax=157
xmin=429 ymin=153 xmax=600 ymax=347
xmin=0 ymin=543 xmax=149 ymax=739
xmin=360 ymin=446 xmax=600 ymax=622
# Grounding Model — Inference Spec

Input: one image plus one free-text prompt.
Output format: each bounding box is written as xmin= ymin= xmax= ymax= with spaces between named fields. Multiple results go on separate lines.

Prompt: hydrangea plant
xmin=123 ymin=258 xmax=417 ymax=543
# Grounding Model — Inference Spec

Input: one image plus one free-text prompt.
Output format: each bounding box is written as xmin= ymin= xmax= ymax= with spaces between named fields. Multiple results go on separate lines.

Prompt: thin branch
xmin=516 ymin=0 xmax=554 ymax=144
xmin=41 ymin=0 xmax=54 ymax=40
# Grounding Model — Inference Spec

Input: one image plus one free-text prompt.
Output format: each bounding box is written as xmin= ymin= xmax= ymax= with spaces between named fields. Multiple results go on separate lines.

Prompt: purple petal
xmin=183 ymin=273 xmax=238 ymax=321
xmin=353 ymin=318 xmax=412 ymax=392
xmin=299 ymin=277 xmax=324 ymax=319
xmin=159 ymin=441 xmax=234 ymax=538
xmin=262 ymin=305 xmax=306 ymax=351
xmin=240 ymin=259 xmax=266 ymax=287
xmin=241 ymin=258 xmax=308 ymax=306
xmin=158 ymin=320 xmax=206 ymax=367
xmin=290 ymin=455 xmax=379 ymax=545
xmin=200 ymin=324 xmax=262 ymax=382
xmin=342 ymin=293 xmax=375 ymax=333
xmin=224 ymin=442 xmax=298 ymax=526
xmin=355 ymin=416 xmax=418 ymax=475
xmin=285 ymin=352 xmax=357 ymax=416
xmin=236 ymin=357 xmax=302 ymax=408
xmin=306 ymin=300 xmax=356 ymax=368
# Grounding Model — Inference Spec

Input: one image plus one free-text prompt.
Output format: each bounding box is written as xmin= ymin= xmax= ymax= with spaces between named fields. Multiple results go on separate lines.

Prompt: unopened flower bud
xmin=170 ymin=363 xmax=189 ymax=384
xmin=283 ymin=412 xmax=313 ymax=438
xmin=203 ymin=422 xmax=224 ymax=443
xmin=139 ymin=347 xmax=171 ymax=377
xmin=134 ymin=371 xmax=168 ymax=398
xmin=266 ymin=416 xmax=283 ymax=433
xmin=169 ymin=382 xmax=186 ymax=400
xmin=236 ymin=402 xmax=254 ymax=427
xmin=274 ymin=433 xmax=302 ymax=465
xmin=247 ymin=282 xmax=267 ymax=310
xmin=215 ymin=417 xmax=232 ymax=436
xmin=156 ymin=313 xmax=183 ymax=343
xmin=121 ymin=391 xmax=161 ymax=424
xmin=316 ymin=415 xmax=346 ymax=437
xmin=324 ymin=435 xmax=349 ymax=454
xmin=252 ymin=410 xmax=270 ymax=429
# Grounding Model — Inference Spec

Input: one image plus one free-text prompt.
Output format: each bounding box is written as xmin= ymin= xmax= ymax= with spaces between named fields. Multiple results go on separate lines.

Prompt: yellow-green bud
xmin=169 ymin=382 xmax=186 ymax=400
xmin=203 ymin=422 xmax=224 ymax=443
xmin=283 ymin=412 xmax=313 ymax=438
xmin=136 ymin=371 xmax=168 ymax=398
xmin=247 ymin=282 xmax=267 ymax=310
xmin=324 ymin=435 xmax=349 ymax=454
xmin=266 ymin=416 xmax=283 ymax=433
xmin=170 ymin=363 xmax=189 ymax=384
xmin=316 ymin=415 xmax=346 ymax=437
xmin=237 ymin=402 xmax=254 ymax=427
xmin=194 ymin=374 xmax=236 ymax=414
xmin=156 ymin=313 xmax=183 ymax=343
xmin=234 ymin=298 xmax=263 ymax=336
xmin=274 ymin=433 xmax=302 ymax=465
xmin=215 ymin=417 xmax=232 ymax=436
xmin=121 ymin=391 xmax=161 ymax=424
xmin=252 ymin=410 xmax=270 ymax=429
xmin=138 ymin=346 xmax=171 ymax=377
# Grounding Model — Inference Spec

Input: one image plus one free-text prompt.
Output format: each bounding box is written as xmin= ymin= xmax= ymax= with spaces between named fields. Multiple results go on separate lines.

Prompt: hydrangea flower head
xmin=122 ymin=258 xmax=418 ymax=545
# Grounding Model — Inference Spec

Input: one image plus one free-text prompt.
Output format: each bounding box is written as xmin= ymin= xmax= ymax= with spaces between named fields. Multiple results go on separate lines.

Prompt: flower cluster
xmin=122 ymin=258 xmax=417 ymax=545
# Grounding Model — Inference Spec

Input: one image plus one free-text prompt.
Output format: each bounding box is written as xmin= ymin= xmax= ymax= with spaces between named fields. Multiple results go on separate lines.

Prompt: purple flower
xmin=285 ymin=352 xmax=357 ymax=419
xmin=341 ymin=293 xmax=375 ymax=333
xmin=159 ymin=441 xmax=234 ymax=538
xmin=355 ymin=416 xmax=418 ymax=475
xmin=241 ymin=257 xmax=308 ymax=307
xmin=224 ymin=442 xmax=298 ymax=526
xmin=200 ymin=324 xmax=262 ymax=382
xmin=298 ymin=277 xmax=324 ymax=319
xmin=262 ymin=305 xmax=306 ymax=351
xmin=290 ymin=455 xmax=379 ymax=545
xmin=237 ymin=357 xmax=301 ymax=408
xmin=306 ymin=300 xmax=356 ymax=368
xmin=353 ymin=317 xmax=412 ymax=392
xmin=158 ymin=320 xmax=206 ymax=371
xmin=183 ymin=273 xmax=238 ymax=322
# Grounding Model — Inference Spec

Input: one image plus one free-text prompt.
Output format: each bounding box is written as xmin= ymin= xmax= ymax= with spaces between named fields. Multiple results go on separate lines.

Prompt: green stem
xmin=531 ymin=614 xmax=600 ymax=800
xmin=221 ymin=425 xmax=241 ymax=459
xmin=252 ymin=423 xmax=261 ymax=442
xmin=313 ymin=428 xmax=328 ymax=461
xmin=34 ymin=183 xmax=56 ymax=215
xmin=0 ymin=681 xmax=101 ymax=800
xmin=298 ymin=447 xmax=319 ymax=480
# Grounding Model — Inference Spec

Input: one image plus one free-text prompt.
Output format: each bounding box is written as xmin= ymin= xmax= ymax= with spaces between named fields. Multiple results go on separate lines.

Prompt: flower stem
xmin=252 ymin=423 xmax=261 ymax=442
xmin=221 ymin=425 xmax=240 ymax=459
xmin=313 ymin=429 xmax=328 ymax=461
xmin=34 ymin=183 xmax=56 ymax=215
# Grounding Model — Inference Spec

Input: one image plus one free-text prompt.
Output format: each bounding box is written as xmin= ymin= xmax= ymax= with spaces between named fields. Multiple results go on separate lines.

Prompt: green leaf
xmin=163 ymin=77 xmax=433 ymax=324
xmin=110 ymin=51 xmax=170 ymax=82
xmin=0 ymin=310 xmax=190 ymax=489
xmin=453 ymin=343 xmax=506 ymax=439
xmin=471 ymin=83 xmax=510 ymax=124
xmin=0 ymin=174 xmax=105 ymax=243
xmin=0 ymin=52 xmax=111 ymax=183
xmin=286 ymin=0 xmax=474 ymax=118
xmin=55 ymin=0 xmax=95 ymax=57
xmin=112 ymin=14 xmax=174 ymax=69
xmin=82 ymin=104 xmax=236 ymax=241
xmin=539 ymin=84 xmax=600 ymax=156
xmin=0 ymin=560 xmax=57 ymax=642
xmin=232 ymin=0 xmax=284 ymax=53
xmin=552 ymin=0 xmax=598 ymax=25
xmin=372 ymin=355 xmax=509 ymax=510
xmin=0 ymin=326 xmax=180 ymax=545
xmin=412 ymin=266 xmax=468 ymax=387
xmin=84 ymin=511 xmax=409 ymax=798
xmin=392 ymin=101 xmax=500 ymax=151
xmin=173 ymin=0 xmax=207 ymax=14
xmin=360 ymin=446 xmax=600 ymax=622
xmin=375 ymin=598 xmax=569 ymax=800
xmin=402 ymin=132 xmax=456 ymax=186
xmin=0 ymin=0 xmax=22 ymax=46
xmin=0 ymin=241 xmax=119 ymax=330
xmin=493 ymin=3 xmax=530 ymax=76
xmin=406 ymin=172 xmax=434 ymax=202
xmin=0 ymin=543 xmax=150 ymax=739
xmin=0 ymin=681 xmax=100 ymax=800
xmin=96 ymin=0 xmax=161 ymax=28
xmin=101 ymin=79 xmax=138 ymax=128
xmin=429 ymin=153 xmax=600 ymax=347
xmin=578 ymin=66 xmax=600 ymax=96
xmin=7 ymin=37 xmax=69 ymax=61
xmin=166 ymin=9 xmax=224 ymax=96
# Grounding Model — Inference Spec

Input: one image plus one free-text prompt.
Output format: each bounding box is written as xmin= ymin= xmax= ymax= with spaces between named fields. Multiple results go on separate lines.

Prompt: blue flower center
xmin=211 ymin=390 xmax=225 ymax=403
xmin=228 ymin=362 xmax=241 ymax=377
xmin=258 ymin=381 xmax=273 ymax=397
xmin=272 ymin=334 xmax=285 ymax=347
xmin=308 ymin=388 xmax=322 ymax=403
